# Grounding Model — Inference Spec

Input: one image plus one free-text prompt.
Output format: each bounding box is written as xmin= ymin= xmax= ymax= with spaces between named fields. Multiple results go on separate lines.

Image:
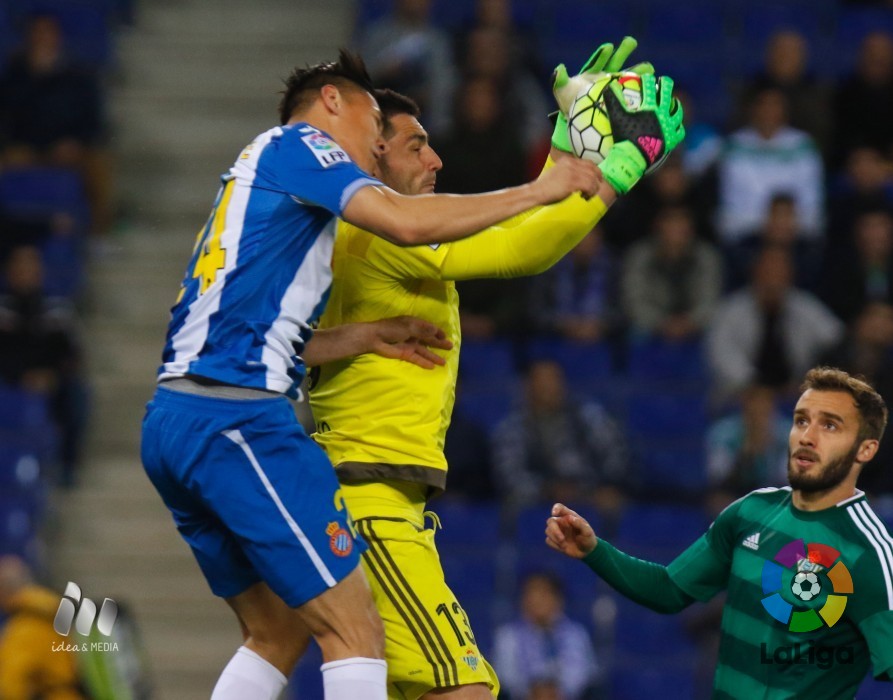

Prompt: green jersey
xmin=585 ymin=487 xmax=893 ymax=699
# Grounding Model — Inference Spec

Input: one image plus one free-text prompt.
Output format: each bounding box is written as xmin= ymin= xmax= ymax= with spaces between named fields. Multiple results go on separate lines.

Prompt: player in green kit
xmin=546 ymin=366 xmax=893 ymax=698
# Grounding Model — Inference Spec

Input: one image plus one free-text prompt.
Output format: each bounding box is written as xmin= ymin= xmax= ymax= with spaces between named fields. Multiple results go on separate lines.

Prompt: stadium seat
xmin=430 ymin=500 xmax=502 ymax=547
xmin=453 ymin=386 xmax=515 ymax=435
xmin=642 ymin=2 xmax=725 ymax=47
xmin=0 ymin=167 xmax=90 ymax=230
xmin=457 ymin=339 xmax=518 ymax=381
xmin=633 ymin=437 xmax=707 ymax=494
xmin=613 ymin=596 xmax=696 ymax=656
xmin=611 ymin=661 xmax=697 ymax=700
xmin=626 ymin=385 xmax=709 ymax=440
xmin=525 ymin=337 xmax=615 ymax=383
xmin=0 ymin=385 xmax=53 ymax=432
xmin=616 ymin=502 xmax=710 ymax=553
xmin=628 ymin=337 xmax=709 ymax=382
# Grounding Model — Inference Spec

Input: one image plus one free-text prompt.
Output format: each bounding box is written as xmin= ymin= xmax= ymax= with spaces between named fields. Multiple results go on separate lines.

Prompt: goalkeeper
xmin=309 ymin=38 xmax=683 ymax=700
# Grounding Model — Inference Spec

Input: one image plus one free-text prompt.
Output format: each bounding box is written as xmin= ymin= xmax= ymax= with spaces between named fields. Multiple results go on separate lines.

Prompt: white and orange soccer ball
xmin=566 ymin=71 xmax=645 ymax=165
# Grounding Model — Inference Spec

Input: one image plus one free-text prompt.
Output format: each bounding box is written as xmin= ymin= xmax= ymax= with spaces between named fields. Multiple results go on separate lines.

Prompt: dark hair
xmin=522 ymin=571 xmax=564 ymax=598
xmin=373 ymin=88 xmax=420 ymax=136
xmin=278 ymin=49 xmax=374 ymax=125
xmin=800 ymin=366 xmax=888 ymax=442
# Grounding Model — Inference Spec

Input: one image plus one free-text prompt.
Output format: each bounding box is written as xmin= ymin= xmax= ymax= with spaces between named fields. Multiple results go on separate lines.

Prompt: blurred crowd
xmin=356 ymin=0 xmax=893 ymax=521
xmin=2 ymin=0 xmax=893 ymax=698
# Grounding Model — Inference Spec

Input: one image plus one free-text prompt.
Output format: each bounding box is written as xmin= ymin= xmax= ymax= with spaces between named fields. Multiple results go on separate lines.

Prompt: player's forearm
xmin=302 ymin=324 xmax=374 ymax=367
xmin=440 ymin=185 xmax=613 ymax=280
xmin=583 ymin=539 xmax=694 ymax=614
xmin=354 ymin=183 xmax=558 ymax=246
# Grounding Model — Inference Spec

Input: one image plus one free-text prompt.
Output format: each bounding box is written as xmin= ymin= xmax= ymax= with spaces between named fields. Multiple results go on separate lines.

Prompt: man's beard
xmin=788 ymin=441 xmax=861 ymax=493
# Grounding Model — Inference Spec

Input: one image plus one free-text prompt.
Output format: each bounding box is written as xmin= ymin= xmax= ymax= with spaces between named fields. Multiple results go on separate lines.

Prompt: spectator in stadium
xmin=604 ymin=152 xmax=713 ymax=253
xmin=704 ymin=383 xmax=790 ymax=507
xmin=492 ymin=359 xmax=631 ymax=520
xmin=736 ymin=30 xmax=831 ymax=155
xmin=528 ymin=225 xmax=621 ymax=344
xmin=547 ymin=367 xmax=893 ymax=698
xmin=452 ymin=0 xmax=543 ymax=80
xmin=820 ymin=302 xmax=893 ymax=497
xmin=434 ymin=75 xmax=527 ymax=195
xmin=706 ymin=246 xmax=843 ymax=404
xmin=675 ymin=89 xmax=722 ymax=181
xmin=359 ymin=0 xmax=457 ymax=134
xmin=833 ymin=30 xmax=893 ymax=164
xmin=716 ymin=87 xmax=824 ymax=247
xmin=0 ymin=13 xmax=111 ymax=237
xmin=726 ymin=193 xmax=823 ymax=292
xmin=621 ymin=204 xmax=722 ymax=341
xmin=0 ymin=555 xmax=86 ymax=699
xmin=457 ymin=24 xmax=550 ymax=152
xmin=493 ymin=572 xmax=601 ymax=700
xmin=821 ymin=207 xmax=893 ymax=324
xmin=0 ymin=245 xmax=85 ymax=487
xmin=827 ymin=146 xmax=893 ymax=253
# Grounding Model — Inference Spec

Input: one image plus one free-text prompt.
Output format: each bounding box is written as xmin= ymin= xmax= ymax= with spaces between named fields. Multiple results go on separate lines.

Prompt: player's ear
xmin=856 ymin=438 xmax=879 ymax=465
xmin=319 ymin=84 xmax=342 ymax=114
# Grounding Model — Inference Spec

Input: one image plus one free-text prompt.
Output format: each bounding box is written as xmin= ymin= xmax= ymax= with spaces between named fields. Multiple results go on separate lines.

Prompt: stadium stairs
xmin=47 ymin=1 xmax=354 ymax=697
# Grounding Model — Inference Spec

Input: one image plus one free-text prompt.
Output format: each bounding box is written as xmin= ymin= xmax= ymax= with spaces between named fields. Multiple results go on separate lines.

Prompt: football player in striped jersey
xmin=141 ymin=49 xmax=601 ymax=700
xmin=548 ymin=366 xmax=893 ymax=699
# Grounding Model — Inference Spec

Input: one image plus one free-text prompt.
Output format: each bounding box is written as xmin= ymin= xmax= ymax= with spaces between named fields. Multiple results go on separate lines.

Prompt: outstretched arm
xmin=341 ymin=155 xmax=601 ymax=246
xmin=439 ymin=150 xmax=616 ymax=281
xmin=303 ymin=317 xmax=453 ymax=369
xmin=546 ymin=503 xmax=695 ymax=614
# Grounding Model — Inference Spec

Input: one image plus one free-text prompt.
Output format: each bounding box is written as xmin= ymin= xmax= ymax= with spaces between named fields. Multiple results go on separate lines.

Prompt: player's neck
xmin=792 ymin=481 xmax=858 ymax=512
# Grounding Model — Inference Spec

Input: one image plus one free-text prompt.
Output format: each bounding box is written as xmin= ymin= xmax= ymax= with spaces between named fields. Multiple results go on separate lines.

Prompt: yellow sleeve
xmin=439 ymin=156 xmax=610 ymax=281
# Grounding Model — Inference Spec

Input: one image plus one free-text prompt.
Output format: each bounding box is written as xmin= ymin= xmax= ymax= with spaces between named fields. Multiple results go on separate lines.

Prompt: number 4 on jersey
xmin=191 ymin=180 xmax=234 ymax=295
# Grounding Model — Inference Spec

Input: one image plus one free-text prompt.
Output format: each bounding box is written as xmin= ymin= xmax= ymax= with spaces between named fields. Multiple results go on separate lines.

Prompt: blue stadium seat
xmin=525 ymin=338 xmax=615 ymax=383
xmin=626 ymin=385 xmax=709 ymax=439
xmin=837 ymin=7 xmax=893 ymax=47
xmin=457 ymin=339 xmax=518 ymax=382
xmin=628 ymin=337 xmax=709 ymax=382
xmin=642 ymin=2 xmax=725 ymax=47
xmin=453 ymin=386 xmax=514 ymax=435
xmin=633 ymin=437 xmax=706 ymax=493
xmin=39 ymin=233 xmax=85 ymax=297
xmin=613 ymin=596 xmax=696 ymax=656
xmin=616 ymin=502 xmax=709 ymax=552
xmin=611 ymin=661 xmax=696 ymax=700
xmin=0 ymin=167 xmax=89 ymax=229
xmin=430 ymin=500 xmax=502 ymax=547
xmin=0 ymin=386 xmax=53 ymax=431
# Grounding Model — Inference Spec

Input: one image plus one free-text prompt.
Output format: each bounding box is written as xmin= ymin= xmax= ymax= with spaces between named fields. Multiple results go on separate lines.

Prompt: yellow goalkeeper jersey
xmin=310 ymin=167 xmax=610 ymax=493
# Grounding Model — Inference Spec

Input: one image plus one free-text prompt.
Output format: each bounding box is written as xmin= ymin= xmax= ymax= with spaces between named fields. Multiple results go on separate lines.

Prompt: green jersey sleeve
xmin=667 ymin=496 xmax=744 ymax=601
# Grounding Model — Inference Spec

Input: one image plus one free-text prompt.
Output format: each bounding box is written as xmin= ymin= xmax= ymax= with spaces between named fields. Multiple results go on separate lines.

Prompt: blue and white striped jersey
xmin=159 ymin=123 xmax=381 ymax=397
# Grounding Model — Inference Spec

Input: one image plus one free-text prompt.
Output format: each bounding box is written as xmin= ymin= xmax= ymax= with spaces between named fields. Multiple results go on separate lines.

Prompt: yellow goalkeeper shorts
xmin=341 ymin=480 xmax=499 ymax=700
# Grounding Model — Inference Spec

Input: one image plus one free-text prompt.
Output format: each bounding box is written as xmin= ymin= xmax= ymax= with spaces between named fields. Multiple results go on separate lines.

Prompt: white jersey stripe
xmin=260 ymin=218 xmax=336 ymax=393
xmin=848 ymin=502 xmax=893 ymax=609
xmin=223 ymin=429 xmax=337 ymax=588
xmin=857 ymin=501 xmax=893 ymax=610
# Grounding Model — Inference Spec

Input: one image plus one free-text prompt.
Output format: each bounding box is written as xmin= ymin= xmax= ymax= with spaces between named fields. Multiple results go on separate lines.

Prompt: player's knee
xmin=313 ymin=597 xmax=385 ymax=660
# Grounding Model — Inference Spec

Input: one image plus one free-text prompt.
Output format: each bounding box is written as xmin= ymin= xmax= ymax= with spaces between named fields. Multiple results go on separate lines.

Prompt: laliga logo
xmin=53 ymin=581 xmax=118 ymax=637
xmin=760 ymin=540 xmax=853 ymax=632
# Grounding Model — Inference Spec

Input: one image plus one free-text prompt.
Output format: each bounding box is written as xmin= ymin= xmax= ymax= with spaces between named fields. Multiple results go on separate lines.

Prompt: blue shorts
xmin=140 ymin=386 xmax=365 ymax=607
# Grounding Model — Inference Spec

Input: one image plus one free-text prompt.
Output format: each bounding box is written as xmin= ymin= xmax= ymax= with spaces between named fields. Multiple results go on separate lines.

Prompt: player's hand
xmin=551 ymin=36 xmax=654 ymax=152
xmin=365 ymin=316 xmax=453 ymax=369
xmin=545 ymin=503 xmax=598 ymax=558
xmin=536 ymin=156 xmax=603 ymax=203
xmin=599 ymin=73 xmax=685 ymax=194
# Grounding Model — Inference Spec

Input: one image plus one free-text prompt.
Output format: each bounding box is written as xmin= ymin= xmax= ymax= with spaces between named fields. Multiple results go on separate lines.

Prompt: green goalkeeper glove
xmin=599 ymin=74 xmax=686 ymax=194
xmin=551 ymin=36 xmax=654 ymax=152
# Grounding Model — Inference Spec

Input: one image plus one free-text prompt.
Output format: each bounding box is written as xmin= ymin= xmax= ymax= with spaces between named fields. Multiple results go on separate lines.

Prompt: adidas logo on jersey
xmin=743 ymin=532 xmax=761 ymax=551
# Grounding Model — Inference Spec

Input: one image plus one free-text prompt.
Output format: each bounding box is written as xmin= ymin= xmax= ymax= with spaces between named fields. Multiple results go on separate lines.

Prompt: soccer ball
xmin=567 ymin=72 xmax=644 ymax=164
xmin=791 ymin=572 xmax=822 ymax=601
